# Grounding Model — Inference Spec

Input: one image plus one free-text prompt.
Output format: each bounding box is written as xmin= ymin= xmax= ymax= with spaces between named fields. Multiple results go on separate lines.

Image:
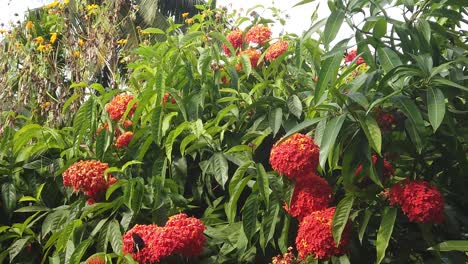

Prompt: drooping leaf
xmin=359 ymin=115 xmax=382 ymax=155
xmin=68 ymin=239 xmax=92 ymax=264
xmin=426 ymin=87 xmax=445 ymax=132
xmin=107 ymin=220 xmax=122 ymax=254
xmin=358 ymin=209 xmax=373 ymax=243
xmin=242 ymin=193 xmax=259 ymax=241
xmin=323 ymin=9 xmax=345 ymax=48
xmin=269 ymin=107 xmax=283 ymax=137
xmin=319 ymin=115 xmax=346 ymax=168
xmin=377 ymin=47 xmax=402 ymax=73
xmin=1 ymin=183 xmax=17 ymax=216
xmin=376 ymin=207 xmax=397 ymax=264
xmin=256 ymin=163 xmax=270 ymax=208
xmin=332 ymin=195 xmax=354 ymax=244
xmin=428 ymin=240 xmax=468 ymax=252
xmin=8 ymin=236 xmax=31 ymax=262
xmin=212 ymin=153 xmax=229 ymax=188
xmin=287 ymin=95 xmax=303 ymax=119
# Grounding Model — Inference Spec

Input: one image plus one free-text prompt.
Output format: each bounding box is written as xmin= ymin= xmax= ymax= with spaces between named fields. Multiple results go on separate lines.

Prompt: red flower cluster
xmin=354 ymin=154 xmax=395 ymax=180
xmin=272 ymin=247 xmax=295 ymax=264
xmin=165 ymin=213 xmax=206 ymax=257
xmin=115 ymin=131 xmax=134 ymax=148
xmin=85 ymin=256 xmax=106 ymax=264
xmin=106 ymin=94 xmax=137 ymax=120
xmin=389 ymin=180 xmax=444 ymax=224
xmin=245 ymin=25 xmax=272 ymax=44
xmin=62 ymin=160 xmax=117 ymax=204
xmin=265 ymin=40 xmax=288 ymax=61
xmin=344 ymin=49 xmax=365 ymax=65
xmin=296 ymin=207 xmax=350 ymax=260
xmin=240 ymin=48 xmax=262 ymax=68
xmin=122 ymin=214 xmax=206 ymax=263
xmin=376 ymin=110 xmax=396 ymax=131
xmin=222 ymin=29 xmax=243 ymax=55
xmin=269 ymin=133 xmax=320 ymax=181
xmin=162 ymin=92 xmax=177 ymax=105
xmin=284 ymin=173 xmax=333 ymax=221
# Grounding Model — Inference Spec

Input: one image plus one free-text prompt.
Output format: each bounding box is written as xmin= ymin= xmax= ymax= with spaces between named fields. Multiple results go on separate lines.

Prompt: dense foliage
xmin=0 ymin=0 xmax=467 ymax=263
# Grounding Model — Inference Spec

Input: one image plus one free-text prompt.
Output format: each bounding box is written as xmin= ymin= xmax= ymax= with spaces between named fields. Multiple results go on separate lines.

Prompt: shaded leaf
xmin=332 ymin=195 xmax=354 ymax=244
xmin=376 ymin=207 xmax=397 ymax=264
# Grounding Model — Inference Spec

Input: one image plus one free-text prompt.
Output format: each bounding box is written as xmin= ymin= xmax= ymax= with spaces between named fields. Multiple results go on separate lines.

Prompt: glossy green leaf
xmin=319 ymin=115 xmax=346 ymax=168
xmin=323 ymin=10 xmax=345 ymax=48
xmin=287 ymin=95 xmax=302 ymax=118
xmin=377 ymin=47 xmax=402 ymax=73
xmin=428 ymin=240 xmax=468 ymax=252
xmin=332 ymin=195 xmax=354 ymax=244
xmin=376 ymin=207 xmax=397 ymax=264
xmin=395 ymin=96 xmax=425 ymax=129
xmin=8 ymin=236 xmax=31 ymax=262
xmin=1 ymin=183 xmax=16 ymax=216
xmin=256 ymin=163 xmax=270 ymax=208
xmin=427 ymin=87 xmax=445 ymax=132
xmin=212 ymin=153 xmax=229 ymax=188
xmin=358 ymin=209 xmax=373 ymax=243
xmin=242 ymin=193 xmax=259 ymax=241
xmin=107 ymin=220 xmax=122 ymax=254
xmin=373 ymin=17 xmax=387 ymax=38
xmin=359 ymin=115 xmax=382 ymax=155
xmin=269 ymin=107 xmax=283 ymax=137
xmin=315 ymin=42 xmax=347 ymax=104
xmin=68 ymin=239 xmax=92 ymax=264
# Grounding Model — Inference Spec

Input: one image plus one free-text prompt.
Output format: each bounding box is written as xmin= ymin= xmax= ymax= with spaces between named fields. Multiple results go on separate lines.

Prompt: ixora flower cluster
xmin=222 ymin=25 xmax=289 ymax=69
xmin=101 ymin=93 xmax=137 ymax=148
xmin=269 ymin=133 xmax=349 ymax=260
xmin=62 ymin=160 xmax=117 ymax=204
xmin=122 ymin=213 xmax=206 ymax=263
xmin=389 ymin=180 xmax=444 ymax=223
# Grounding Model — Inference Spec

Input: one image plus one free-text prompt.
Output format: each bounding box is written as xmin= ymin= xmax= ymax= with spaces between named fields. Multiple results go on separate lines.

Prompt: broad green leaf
xmin=376 ymin=207 xmax=397 ymax=264
xmin=282 ymin=117 xmax=324 ymax=140
xmin=359 ymin=115 xmax=382 ymax=155
xmin=377 ymin=47 xmax=402 ymax=73
xmin=269 ymin=107 xmax=283 ymax=137
xmin=417 ymin=19 xmax=431 ymax=44
xmin=68 ymin=239 xmax=92 ymax=264
xmin=373 ymin=17 xmax=387 ymax=38
xmin=332 ymin=195 xmax=354 ymax=244
xmin=165 ymin=122 xmax=190 ymax=162
xmin=405 ymin=120 xmax=423 ymax=154
xmin=107 ymin=220 xmax=122 ymax=254
xmin=323 ymin=10 xmax=345 ymax=48
xmin=142 ymin=27 xmax=165 ymax=34
xmin=56 ymin=220 xmax=81 ymax=252
xmin=242 ymin=193 xmax=259 ymax=241
xmin=212 ymin=153 xmax=229 ymax=188
xmin=319 ymin=115 xmax=346 ymax=168
xmin=180 ymin=31 xmax=204 ymax=47
xmin=1 ymin=183 xmax=17 ymax=215
xmin=432 ymin=78 xmax=468 ymax=92
xmin=287 ymin=95 xmax=302 ymax=119
xmin=394 ymin=96 xmax=424 ymax=129
xmin=226 ymin=175 xmax=252 ymax=222
xmin=315 ymin=42 xmax=347 ymax=104
xmin=256 ymin=164 xmax=270 ymax=208
xmin=358 ymin=209 xmax=373 ymax=243
xmin=240 ymin=54 xmax=252 ymax=77
xmin=428 ymin=240 xmax=468 ymax=252
xmin=9 ymin=236 xmax=31 ymax=262
xmin=427 ymin=87 xmax=445 ymax=132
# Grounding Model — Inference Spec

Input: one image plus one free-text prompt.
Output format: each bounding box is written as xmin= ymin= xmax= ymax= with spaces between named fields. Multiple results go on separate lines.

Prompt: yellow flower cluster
xmin=116 ymin=39 xmax=128 ymax=45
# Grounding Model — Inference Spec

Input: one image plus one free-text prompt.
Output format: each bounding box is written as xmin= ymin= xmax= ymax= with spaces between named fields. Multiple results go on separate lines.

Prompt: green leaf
xmin=269 ymin=107 xmax=283 ymax=137
xmin=226 ymin=175 xmax=252 ymax=223
xmin=240 ymin=54 xmax=252 ymax=77
xmin=373 ymin=17 xmax=387 ymax=38
xmin=1 ymin=183 xmax=17 ymax=215
xmin=256 ymin=164 xmax=270 ymax=208
xmin=432 ymin=78 xmax=468 ymax=92
xmin=107 ymin=220 xmax=122 ymax=254
xmin=332 ymin=195 xmax=354 ymax=244
xmin=165 ymin=122 xmax=190 ymax=162
xmin=212 ymin=153 xmax=229 ymax=188
xmin=287 ymin=95 xmax=303 ymax=119
xmin=427 ymin=88 xmax=445 ymax=132
xmin=152 ymin=106 xmax=164 ymax=145
xmin=405 ymin=119 xmax=423 ymax=154
xmin=428 ymin=240 xmax=468 ymax=252
xmin=56 ymin=220 xmax=81 ymax=253
xmin=68 ymin=239 xmax=92 ymax=264
xmin=323 ymin=10 xmax=345 ymax=48
xmin=8 ymin=236 xmax=31 ymax=262
xmin=293 ymin=0 xmax=316 ymax=7
xmin=209 ymin=31 xmax=235 ymax=55
xmin=394 ymin=96 xmax=425 ymax=129
xmin=315 ymin=42 xmax=347 ymax=104
xmin=180 ymin=31 xmax=204 ymax=47
xmin=377 ymin=47 xmax=402 ymax=73
xmin=417 ymin=19 xmax=431 ymax=44
xmin=319 ymin=115 xmax=346 ymax=168
xmin=359 ymin=115 xmax=382 ymax=155
xmin=358 ymin=209 xmax=373 ymax=243
xmin=376 ymin=207 xmax=397 ymax=264
xmin=242 ymin=193 xmax=259 ymax=241
xmin=142 ymin=27 xmax=165 ymax=34
xmin=282 ymin=117 xmax=324 ymax=139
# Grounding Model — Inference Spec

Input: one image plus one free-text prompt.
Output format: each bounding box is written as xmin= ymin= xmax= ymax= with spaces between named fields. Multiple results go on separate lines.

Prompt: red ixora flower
xmin=123 ymin=224 xmax=169 ymax=264
xmin=115 ymin=131 xmax=133 ymax=148
xmin=265 ymin=40 xmax=288 ymax=61
xmin=284 ymin=172 xmax=333 ymax=221
xmin=222 ymin=29 xmax=243 ymax=55
xmin=245 ymin=25 xmax=272 ymax=44
xmin=239 ymin=48 xmax=262 ymax=68
xmin=296 ymin=207 xmax=350 ymax=260
xmin=106 ymin=94 xmax=137 ymax=120
xmin=269 ymin=133 xmax=320 ymax=180
xmin=165 ymin=213 xmax=207 ymax=257
xmin=272 ymin=246 xmax=296 ymax=264
xmin=389 ymin=180 xmax=444 ymax=224
xmin=376 ymin=110 xmax=397 ymax=131
xmin=344 ymin=49 xmax=365 ymax=65
xmin=62 ymin=160 xmax=117 ymax=203
xmin=354 ymin=154 xmax=395 ymax=180
xmin=85 ymin=256 xmax=106 ymax=264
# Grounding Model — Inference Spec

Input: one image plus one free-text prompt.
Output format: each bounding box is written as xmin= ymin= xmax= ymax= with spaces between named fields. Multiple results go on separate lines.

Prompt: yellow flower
xmin=26 ymin=21 xmax=33 ymax=29
xmin=41 ymin=102 xmax=51 ymax=109
xmin=185 ymin=18 xmax=194 ymax=25
xmin=34 ymin=36 xmax=45 ymax=44
xmin=0 ymin=29 xmax=7 ymax=34
xmin=182 ymin=12 xmax=189 ymax=18
xmin=78 ymin=39 xmax=84 ymax=47
xmin=50 ymin=32 xmax=57 ymax=44
xmin=46 ymin=0 xmax=59 ymax=9
xmin=37 ymin=44 xmax=52 ymax=52
xmin=15 ymin=42 xmax=23 ymax=47
xmin=116 ymin=39 xmax=128 ymax=45
xmin=73 ymin=50 xmax=80 ymax=58
xmin=87 ymin=4 xmax=99 ymax=11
